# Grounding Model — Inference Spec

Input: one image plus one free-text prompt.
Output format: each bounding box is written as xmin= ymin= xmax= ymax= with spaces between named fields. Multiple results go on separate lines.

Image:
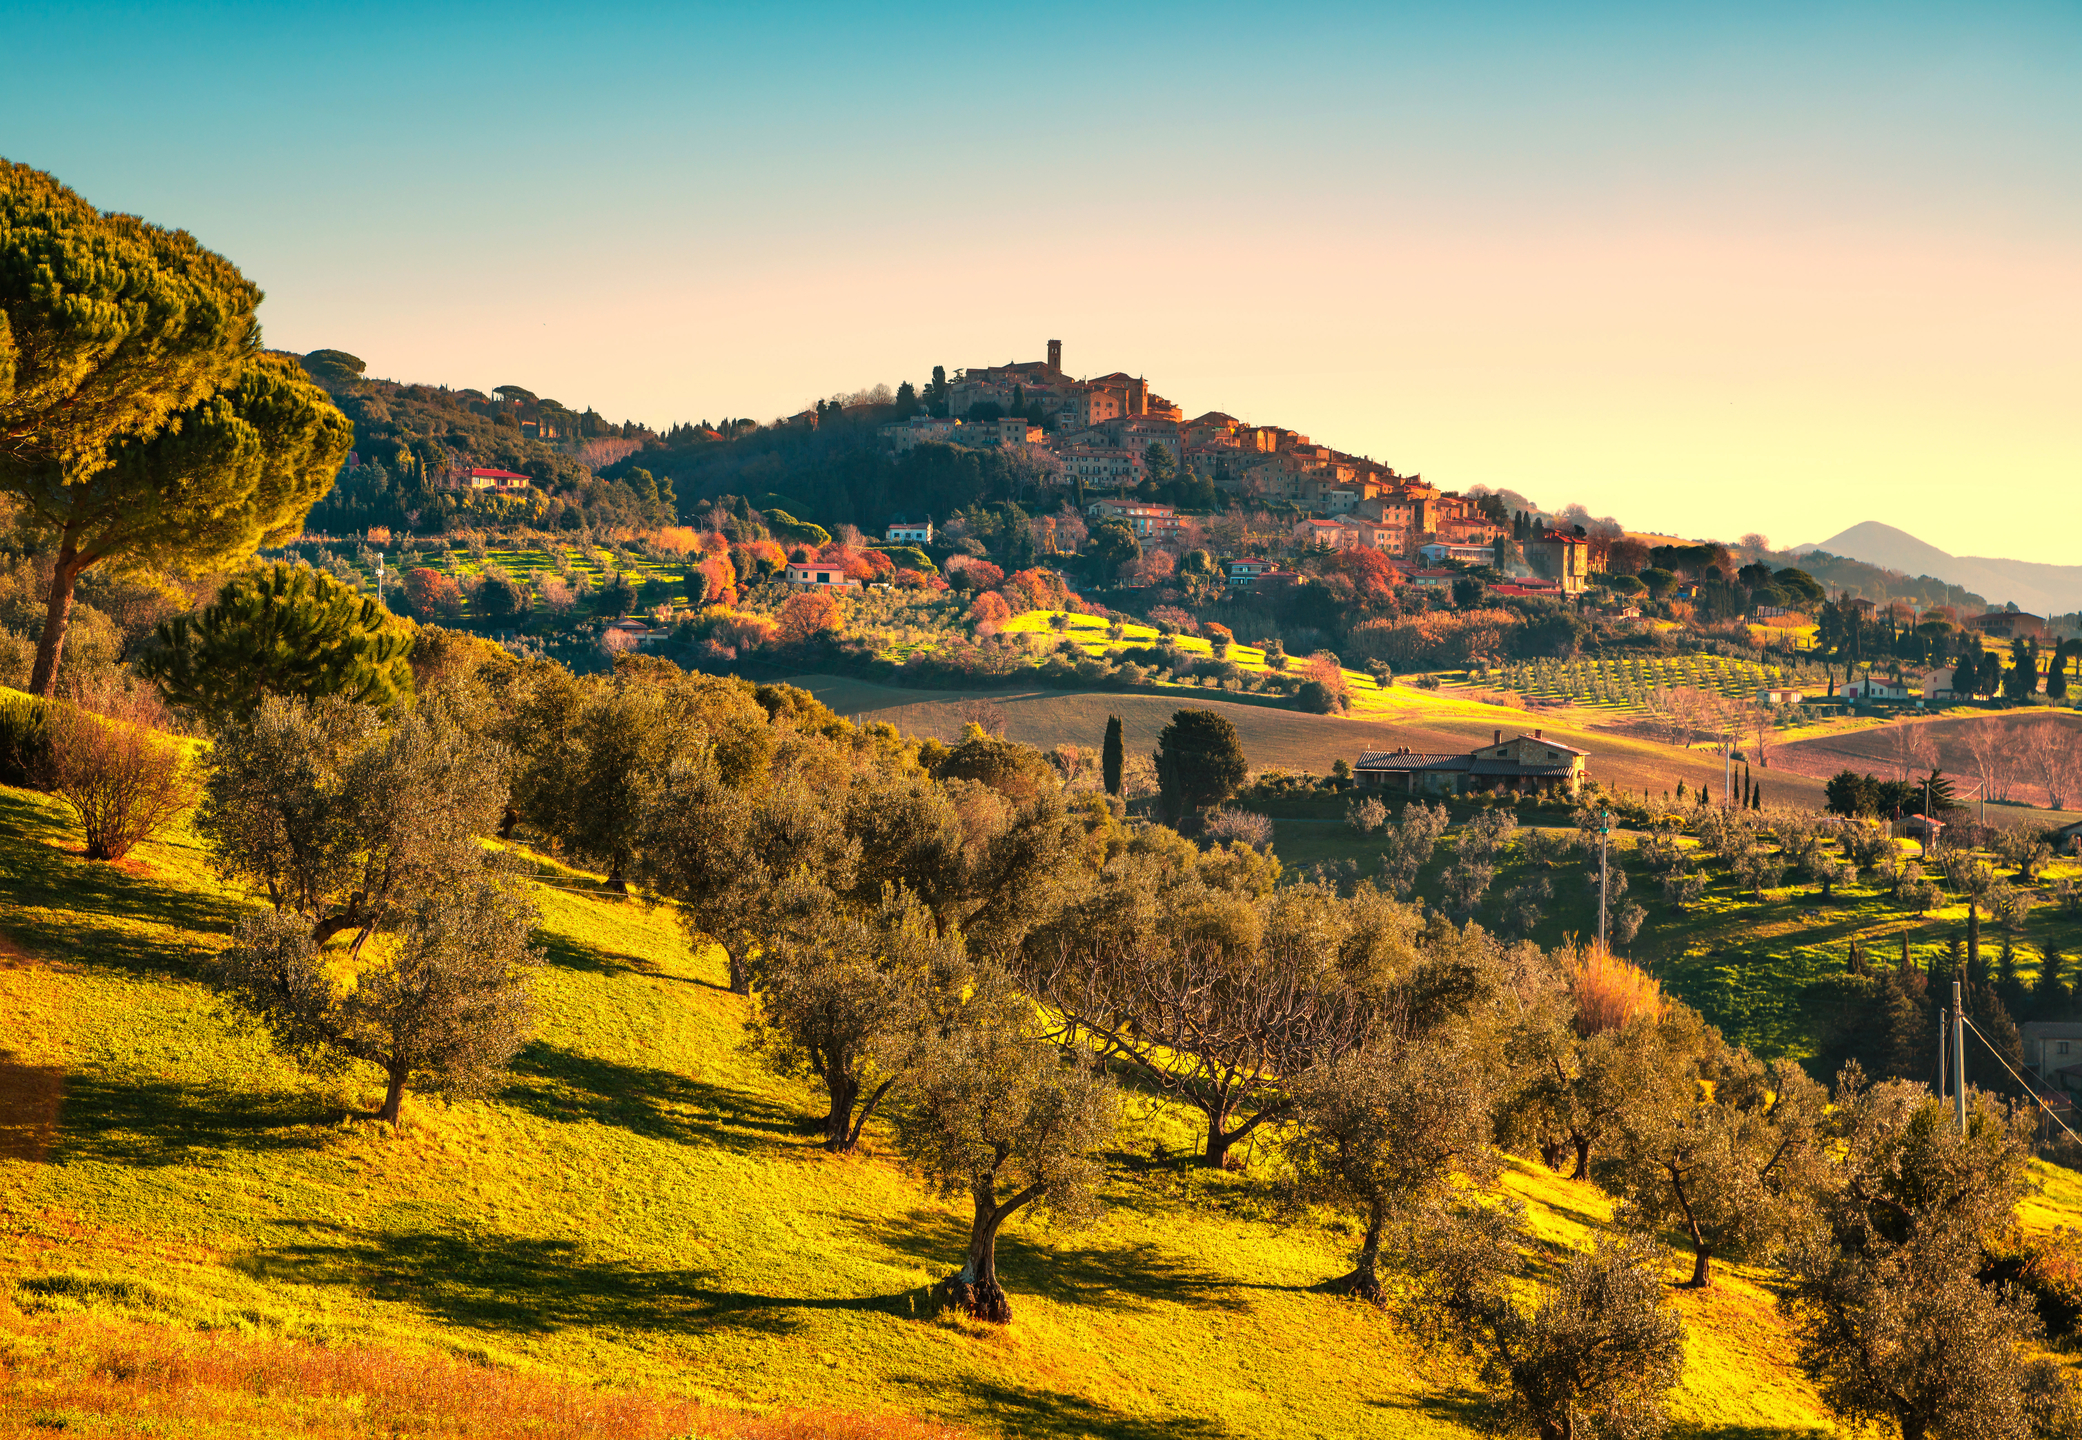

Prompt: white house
xmin=1844 ymin=676 xmax=1913 ymax=701
xmin=886 ymin=516 xmax=934 ymax=544
xmin=1418 ymin=541 xmax=1497 ymax=567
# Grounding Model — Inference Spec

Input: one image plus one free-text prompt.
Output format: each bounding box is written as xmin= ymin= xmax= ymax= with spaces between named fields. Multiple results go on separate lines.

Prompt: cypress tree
xmin=1102 ymin=715 xmax=1125 ymax=798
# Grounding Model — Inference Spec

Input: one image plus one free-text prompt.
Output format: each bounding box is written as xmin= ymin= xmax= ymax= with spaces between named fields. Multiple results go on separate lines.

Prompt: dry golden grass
xmin=0 ymin=1310 xmax=972 ymax=1439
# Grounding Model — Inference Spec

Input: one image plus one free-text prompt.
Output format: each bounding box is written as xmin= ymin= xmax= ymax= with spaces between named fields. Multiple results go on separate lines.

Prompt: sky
xmin=5 ymin=1 xmax=2078 ymax=561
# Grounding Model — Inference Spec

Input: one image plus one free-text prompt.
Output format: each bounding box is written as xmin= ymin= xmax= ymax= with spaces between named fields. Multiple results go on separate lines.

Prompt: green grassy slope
xmin=0 ymin=782 xmax=2057 ymax=1437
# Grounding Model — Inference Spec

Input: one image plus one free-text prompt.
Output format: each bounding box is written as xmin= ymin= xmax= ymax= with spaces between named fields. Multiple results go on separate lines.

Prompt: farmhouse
xmin=885 ymin=515 xmax=935 ymax=544
xmin=1353 ymin=729 xmax=1589 ymax=798
xmin=785 ymin=561 xmax=861 ymax=589
xmin=462 ymin=467 xmax=532 ymax=492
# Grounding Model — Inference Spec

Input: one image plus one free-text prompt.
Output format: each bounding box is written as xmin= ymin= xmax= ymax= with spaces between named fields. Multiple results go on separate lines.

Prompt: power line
xmin=1958 ymin=1013 xmax=2082 ymax=1149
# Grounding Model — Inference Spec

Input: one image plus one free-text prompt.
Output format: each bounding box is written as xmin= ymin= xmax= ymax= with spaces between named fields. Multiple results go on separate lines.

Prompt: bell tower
xmin=1047 ymin=339 xmax=1061 ymax=372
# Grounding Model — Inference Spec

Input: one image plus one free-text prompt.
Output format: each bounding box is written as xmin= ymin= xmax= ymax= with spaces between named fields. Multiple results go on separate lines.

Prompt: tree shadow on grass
xmin=51 ymin=1071 xmax=335 ymax=1168
xmin=502 ymin=1042 xmax=806 ymax=1155
xmin=0 ymin=790 xmax=231 ymax=978
xmin=531 ymin=924 xmax=728 ymax=990
xmin=252 ymin=1223 xmax=931 ymax=1337
xmin=861 ymin=1204 xmax=1253 ymax=1315
xmin=951 ymin=1382 xmax=1238 ymax=1440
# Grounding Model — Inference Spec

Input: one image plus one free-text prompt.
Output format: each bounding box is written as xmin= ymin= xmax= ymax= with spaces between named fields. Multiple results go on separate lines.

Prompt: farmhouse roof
xmin=1354 ymin=750 xmax=1471 ymax=772
xmin=468 ymin=467 xmax=531 ymax=480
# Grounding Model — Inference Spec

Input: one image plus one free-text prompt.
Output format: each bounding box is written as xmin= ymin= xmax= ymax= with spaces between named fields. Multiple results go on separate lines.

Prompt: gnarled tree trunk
xmin=375 ymin=1065 xmax=409 ymax=1129
xmin=1328 ymin=1194 xmax=1388 ymax=1303
xmin=939 ymin=1179 xmax=1039 ymax=1324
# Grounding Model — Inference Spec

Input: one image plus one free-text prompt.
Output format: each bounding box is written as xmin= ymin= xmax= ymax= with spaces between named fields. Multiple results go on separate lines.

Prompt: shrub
xmin=1567 ymin=945 xmax=1662 ymax=1036
xmin=0 ymin=690 xmax=54 ymax=787
xmin=44 ymin=681 xmax=196 ymax=861
xmin=969 ymin=591 xmax=1012 ymax=628
xmin=1296 ymin=679 xmax=1345 ymax=714
xmin=776 ymin=590 xmax=845 ymax=645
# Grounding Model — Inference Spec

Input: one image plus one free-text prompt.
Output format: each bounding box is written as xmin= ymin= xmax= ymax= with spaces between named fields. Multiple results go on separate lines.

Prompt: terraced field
xmin=1445 ymin=654 xmax=1835 ymax=715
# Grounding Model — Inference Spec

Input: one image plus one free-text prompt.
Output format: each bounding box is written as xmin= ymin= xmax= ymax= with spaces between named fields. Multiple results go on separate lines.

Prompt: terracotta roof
xmin=1355 ymin=751 xmax=1470 ymax=772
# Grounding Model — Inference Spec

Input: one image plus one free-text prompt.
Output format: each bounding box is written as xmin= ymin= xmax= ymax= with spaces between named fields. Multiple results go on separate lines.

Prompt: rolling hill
xmin=0 ymin=782 xmax=1855 ymax=1438
xmin=1793 ymin=522 xmax=2082 ymax=618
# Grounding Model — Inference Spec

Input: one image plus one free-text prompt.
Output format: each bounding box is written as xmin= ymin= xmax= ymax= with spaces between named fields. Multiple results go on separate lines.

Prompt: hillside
xmin=1795 ymin=522 xmax=2080 ymax=618
xmin=0 ymin=782 xmax=1872 ymax=1438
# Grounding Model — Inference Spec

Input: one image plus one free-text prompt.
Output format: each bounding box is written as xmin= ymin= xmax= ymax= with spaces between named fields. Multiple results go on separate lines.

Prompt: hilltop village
xmin=872 ymin=340 xmax=1590 ymax=596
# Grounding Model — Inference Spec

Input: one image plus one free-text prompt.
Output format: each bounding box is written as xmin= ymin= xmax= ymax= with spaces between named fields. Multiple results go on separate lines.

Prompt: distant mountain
xmin=1791 ymin=522 xmax=2081 ymax=618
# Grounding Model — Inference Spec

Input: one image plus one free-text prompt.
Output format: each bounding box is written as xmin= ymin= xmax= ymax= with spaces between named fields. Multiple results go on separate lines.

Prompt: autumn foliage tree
xmin=0 ymin=162 xmax=352 ymax=695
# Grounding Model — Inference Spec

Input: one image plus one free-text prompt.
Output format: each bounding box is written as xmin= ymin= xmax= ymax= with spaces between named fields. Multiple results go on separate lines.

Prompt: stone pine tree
xmin=140 ymin=563 xmax=413 ymax=728
xmin=1102 ymin=715 xmax=1124 ymax=797
xmin=0 ymin=162 xmax=352 ymax=695
xmin=1153 ymin=708 xmax=1248 ymax=823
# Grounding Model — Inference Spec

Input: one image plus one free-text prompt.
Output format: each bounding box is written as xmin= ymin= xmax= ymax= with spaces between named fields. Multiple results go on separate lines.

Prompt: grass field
xmin=0 ymin=781 xmax=1961 ymax=1438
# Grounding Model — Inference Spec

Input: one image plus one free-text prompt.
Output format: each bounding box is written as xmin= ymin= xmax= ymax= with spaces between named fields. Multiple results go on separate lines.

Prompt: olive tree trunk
xmin=939 ymin=1179 xmax=1042 ymax=1324
xmin=1328 ymin=1194 xmax=1389 ymax=1302
xmin=375 ymin=1065 xmax=410 ymax=1129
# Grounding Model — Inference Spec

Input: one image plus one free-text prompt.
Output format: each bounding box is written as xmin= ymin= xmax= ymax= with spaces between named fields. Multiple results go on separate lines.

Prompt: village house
xmin=1354 ymin=730 xmax=1590 ymax=798
xmin=885 ymin=516 xmax=934 ymax=544
xmin=881 ymin=414 xmax=1040 ymax=453
xmin=461 ymin=467 xmax=532 ymax=492
xmin=1086 ymin=499 xmax=1182 ymax=540
xmin=785 ymin=560 xmax=862 ymax=590
xmin=1521 ymin=528 xmax=1592 ymax=594
xmin=1226 ymin=559 xmax=1288 ymax=588
xmin=1418 ymin=541 xmax=1497 ymax=567
xmin=1971 ymin=611 xmax=2047 ymax=639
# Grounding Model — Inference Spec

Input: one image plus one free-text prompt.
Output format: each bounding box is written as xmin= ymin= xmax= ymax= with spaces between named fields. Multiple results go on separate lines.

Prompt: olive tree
xmin=214 ymin=873 xmax=540 ymax=1127
xmin=1600 ymin=1048 xmax=1825 ymax=1287
xmin=749 ymin=885 xmax=967 ymax=1151
xmin=197 ymin=695 xmax=505 ymax=948
xmin=1287 ymin=1035 xmax=1495 ymax=1300
xmin=893 ymin=966 xmax=1116 ymax=1323
xmin=1778 ymin=1069 xmax=2071 ymax=1440
xmin=1402 ymin=1200 xmax=1686 ymax=1440
xmin=1 ymin=161 xmax=352 ymax=695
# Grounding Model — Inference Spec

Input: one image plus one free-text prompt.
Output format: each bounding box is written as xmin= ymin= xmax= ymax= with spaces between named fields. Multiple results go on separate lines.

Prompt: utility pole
xmin=374 ymin=551 xmax=385 ymax=605
xmin=1953 ymin=979 xmax=1968 ymax=1134
xmin=1937 ymin=1000 xmax=1948 ymax=1102
xmin=1597 ymin=809 xmax=1611 ymax=947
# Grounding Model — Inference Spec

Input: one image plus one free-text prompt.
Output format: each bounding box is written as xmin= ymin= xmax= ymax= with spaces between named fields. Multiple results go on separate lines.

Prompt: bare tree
xmin=2022 ymin=719 xmax=2080 ymax=811
xmin=43 ymin=676 xmax=195 ymax=861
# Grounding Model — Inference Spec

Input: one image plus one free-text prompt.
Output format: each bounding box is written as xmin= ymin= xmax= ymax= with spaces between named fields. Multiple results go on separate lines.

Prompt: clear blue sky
xmin=6 ymin=2 xmax=2078 ymax=559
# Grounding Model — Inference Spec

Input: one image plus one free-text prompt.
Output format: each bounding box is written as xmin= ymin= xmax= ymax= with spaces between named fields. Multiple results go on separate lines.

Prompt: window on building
xmin=2062 ymin=1042 xmax=2072 ymax=1057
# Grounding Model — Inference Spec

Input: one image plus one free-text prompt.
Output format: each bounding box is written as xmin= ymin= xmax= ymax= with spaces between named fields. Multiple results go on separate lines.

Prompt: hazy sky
xmin=6 ymin=2 xmax=2077 ymax=561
